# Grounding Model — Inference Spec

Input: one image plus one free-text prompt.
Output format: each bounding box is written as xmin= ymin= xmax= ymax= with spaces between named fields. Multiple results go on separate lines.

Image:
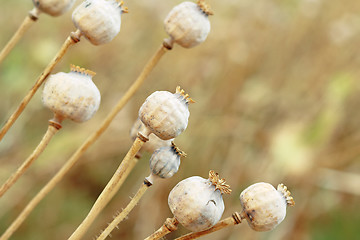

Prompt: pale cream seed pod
xmin=168 ymin=170 xmax=231 ymax=232
xmin=147 ymin=142 xmax=186 ymax=182
xmin=138 ymin=86 xmax=194 ymax=140
xmin=130 ymin=118 xmax=173 ymax=154
xmin=164 ymin=0 xmax=213 ymax=48
xmin=42 ymin=65 xmax=101 ymax=123
xmin=239 ymin=182 xmax=295 ymax=232
xmin=32 ymin=0 xmax=76 ymax=16
xmin=72 ymin=0 xmax=128 ymax=45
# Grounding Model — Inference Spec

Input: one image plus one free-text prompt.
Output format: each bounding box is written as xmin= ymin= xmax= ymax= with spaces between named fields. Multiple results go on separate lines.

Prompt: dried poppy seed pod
xmin=168 ymin=170 xmax=231 ymax=232
xmin=130 ymin=118 xmax=173 ymax=154
xmin=32 ymin=0 xmax=76 ymax=16
xmin=240 ymin=182 xmax=295 ymax=232
xmin=72 ymin=0 xmax=128 ymax=45
xmin=138 ymin=86 xmax=194 ymax=140
xmin=42 ymin=65 xmax=101 ymax=123
xmin=148 ymin=142 xmax=186 ymax=181
xmin=164 ymin=0 xmax=213 ymax=48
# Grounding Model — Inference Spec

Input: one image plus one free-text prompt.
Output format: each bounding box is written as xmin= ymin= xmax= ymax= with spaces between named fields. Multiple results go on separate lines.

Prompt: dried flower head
xmin=168 ymin=170 xmax=230 ymax=232
xmin=164 ymin=1 xmax=212 ymax=48
xmin=32 ymin=0 xmax=76 ymax=16
xmin=240 ymin=182 xmax=295 ymax=232
xmin=138 ymin=86 xmax=194 ymax=140
xmin=42 ymin=64 xmax=101 ymax=123
xmin=72 ymin=0 xmax=128 ymax=45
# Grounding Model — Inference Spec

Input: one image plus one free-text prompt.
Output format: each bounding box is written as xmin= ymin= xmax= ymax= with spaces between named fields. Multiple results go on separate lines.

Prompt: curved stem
xmin=0 ymin=119 xmax=61 ymax=198
xmin=174 ymin=212 xmax=245 ymax=240
xmin=0 ymin=9 xmax=39 ymax=65
xmin=0 ymin=42 xmax=168 ymax=240
xmin=68 ymin=136 xmax=148 ymax=240
xmin=97 ymin=180 xmax=152 ymax=240
xmin=0 ymin=30 xmax=80 ymax=141
xmin=144 ymin=217 xmax=179 ymax=240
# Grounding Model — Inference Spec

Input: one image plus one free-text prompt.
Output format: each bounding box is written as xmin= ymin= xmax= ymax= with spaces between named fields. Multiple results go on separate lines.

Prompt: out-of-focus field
xmin=1 ymin=0 xmax=360 ymax=239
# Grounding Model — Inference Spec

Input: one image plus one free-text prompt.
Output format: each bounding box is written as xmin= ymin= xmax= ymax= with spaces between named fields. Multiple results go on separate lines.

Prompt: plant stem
xmin=68 ymin=135 xmax=149 ymax=240
xmin=174 ymin=212 xmax=245 ymax=240
xmin=0 ymin=29 xmax=81 ymax=142
xmin=96 ymin=180 xmax=152 ymax=240
xmin=0 ymin=42 xmax=168 ymax=240
xmin=144 ymin=217 xmax=179 ymax=240
xmin=0 ymin=8 xmax=40 ymax=65
xmin=0 ymin=117 xmax=62 ymax=198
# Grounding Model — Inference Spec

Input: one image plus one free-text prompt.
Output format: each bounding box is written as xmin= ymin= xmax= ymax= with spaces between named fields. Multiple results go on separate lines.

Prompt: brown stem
xmin=97 ymin=179 xmax=152 ymax=240
xmin=0 ymin=117 xmax=62 ymax=198
xmin=0 ymin=42 xmax=168 ymax=240
xmin=0 ymin=30 xmax=81 ymax=141
xmin=174 ymin=212 xmax=245 ymax=240
xmin=0 ymin=8 xmax=39 ymax=65
xmin=68 ymin=135 xmax=148 ymax=240
xmin=144 ymin=217 xmax=179 ymax=240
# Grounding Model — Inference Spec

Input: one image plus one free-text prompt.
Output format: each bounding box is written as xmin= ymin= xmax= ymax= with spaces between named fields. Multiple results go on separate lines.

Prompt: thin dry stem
xmin=0 ymin=121 xmax=61 ymax=198
xmin=0 ymin=43 xmax=168 ymax=240
xmin=68 ymin=136 xmax=147 ymax=240
xmin=0 ymin=10 xmax=38 ymax=65
xmin=96 ymin=182 xmax=151 ymax=240
xmin=174 ymin=212 xmax=245 ymax=240
xmin=144 ymin=217 xmax=179 ymax=240
xmin=0 ymin=31 xmax=79 ymax=141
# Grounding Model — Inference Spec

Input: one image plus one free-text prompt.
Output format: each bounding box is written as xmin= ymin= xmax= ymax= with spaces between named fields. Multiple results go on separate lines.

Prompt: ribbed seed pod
xmin=149 ymin=142 xmax=186 ymax=179
xmin=130 ymin=118 xmax=173 ymax=154
xmin=240 ymin=182 xmax=295 ymax=232
xmin=168 ymin=170 xmax=231 ymax=232
xmin=42 ymin=65 xmax=101 ymax=123
xmin=164 ymin=0 xmax=213 ymax=48
xmin=72 ymin=0 xmax=128 ymax=45
xmin=32 ymin=0 xmax=76 ymax=16
xmin=139 ymin=86 xmax=194 ymax=140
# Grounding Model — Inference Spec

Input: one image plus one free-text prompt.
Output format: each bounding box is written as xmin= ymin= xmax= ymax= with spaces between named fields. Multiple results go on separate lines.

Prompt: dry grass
xmin=1 ymin=0 xmax=360 ymax=239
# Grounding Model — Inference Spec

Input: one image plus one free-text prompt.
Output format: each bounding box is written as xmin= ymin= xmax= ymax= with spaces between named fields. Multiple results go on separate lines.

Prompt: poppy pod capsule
xmin=239 ymin=182 xmax=295 ymax=232
xmin=146 ymin=142 xmax=186 ymax=184
xmin=42 ymin=65 xmax=101 ymax=123
xmin=32 ymin=0 xmax=76 ymax=16
xmin=130 ymin=118 xmax=173 ymax=154
xmin=168 ymin=170 xmax=231 ymax=232
xmin=164 ymin=0 xmax=213 ymax=49
xmin=138 ymin=86 xmax=194 ymax=140
xmin=72 ymin=0 xmax=128 ymax=45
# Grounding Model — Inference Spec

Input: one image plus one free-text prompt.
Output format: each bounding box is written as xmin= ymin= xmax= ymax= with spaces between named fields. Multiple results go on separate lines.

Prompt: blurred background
xmin=1 ymin=0 xmax=360 ymax=239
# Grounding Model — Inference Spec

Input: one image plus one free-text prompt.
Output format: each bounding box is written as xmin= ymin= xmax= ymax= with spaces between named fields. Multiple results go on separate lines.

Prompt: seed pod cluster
xmin=149 ymin=142 xmax=186 ymax=180
xmin=164 ymin=0 xmax=213 ymax=48
xmin=240 ymin=182 xmax=295 ymax=232
xmin=138 ymin=86 xmax=194 ymax=140
xmin=72 ymin=0 xmax=128 ymax=45
xmin=130 ymin=118 xmax=172 ymax=154
xmin=42 ymin=65 xmax=101 ymax=123
xmin=168 ymin=170 xmax=231 ymax=232
xmin=32 ymin=0 xmax=76 ymax=16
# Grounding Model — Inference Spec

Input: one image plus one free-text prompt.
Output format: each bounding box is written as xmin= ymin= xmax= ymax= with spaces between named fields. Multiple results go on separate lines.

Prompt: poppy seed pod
xmin=130 ymin=118 xmax=173 ymax=154
xmin=138 ymin=86 xmax=194 ymax=140
xmin=42 ymin=65 xmax=101 ymax=123
xmin=240 ymin=182 xmax=295 ymax=232
xmin=168 ymin=170 xmax=231 ymax=232
xmin=72 ymin=0 xmax=128 ymax=45
xmin=149 ymin=142 xmax=186 ymax=179
xmin=164 ymin=0 xmax=213 ymax=48
xmin=32 ymin=0 xmax=76 ymax=16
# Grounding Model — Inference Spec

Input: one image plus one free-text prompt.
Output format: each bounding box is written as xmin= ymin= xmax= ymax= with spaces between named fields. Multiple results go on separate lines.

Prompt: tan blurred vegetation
xmin=1 ymin=0 xmax=360 ymax=239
